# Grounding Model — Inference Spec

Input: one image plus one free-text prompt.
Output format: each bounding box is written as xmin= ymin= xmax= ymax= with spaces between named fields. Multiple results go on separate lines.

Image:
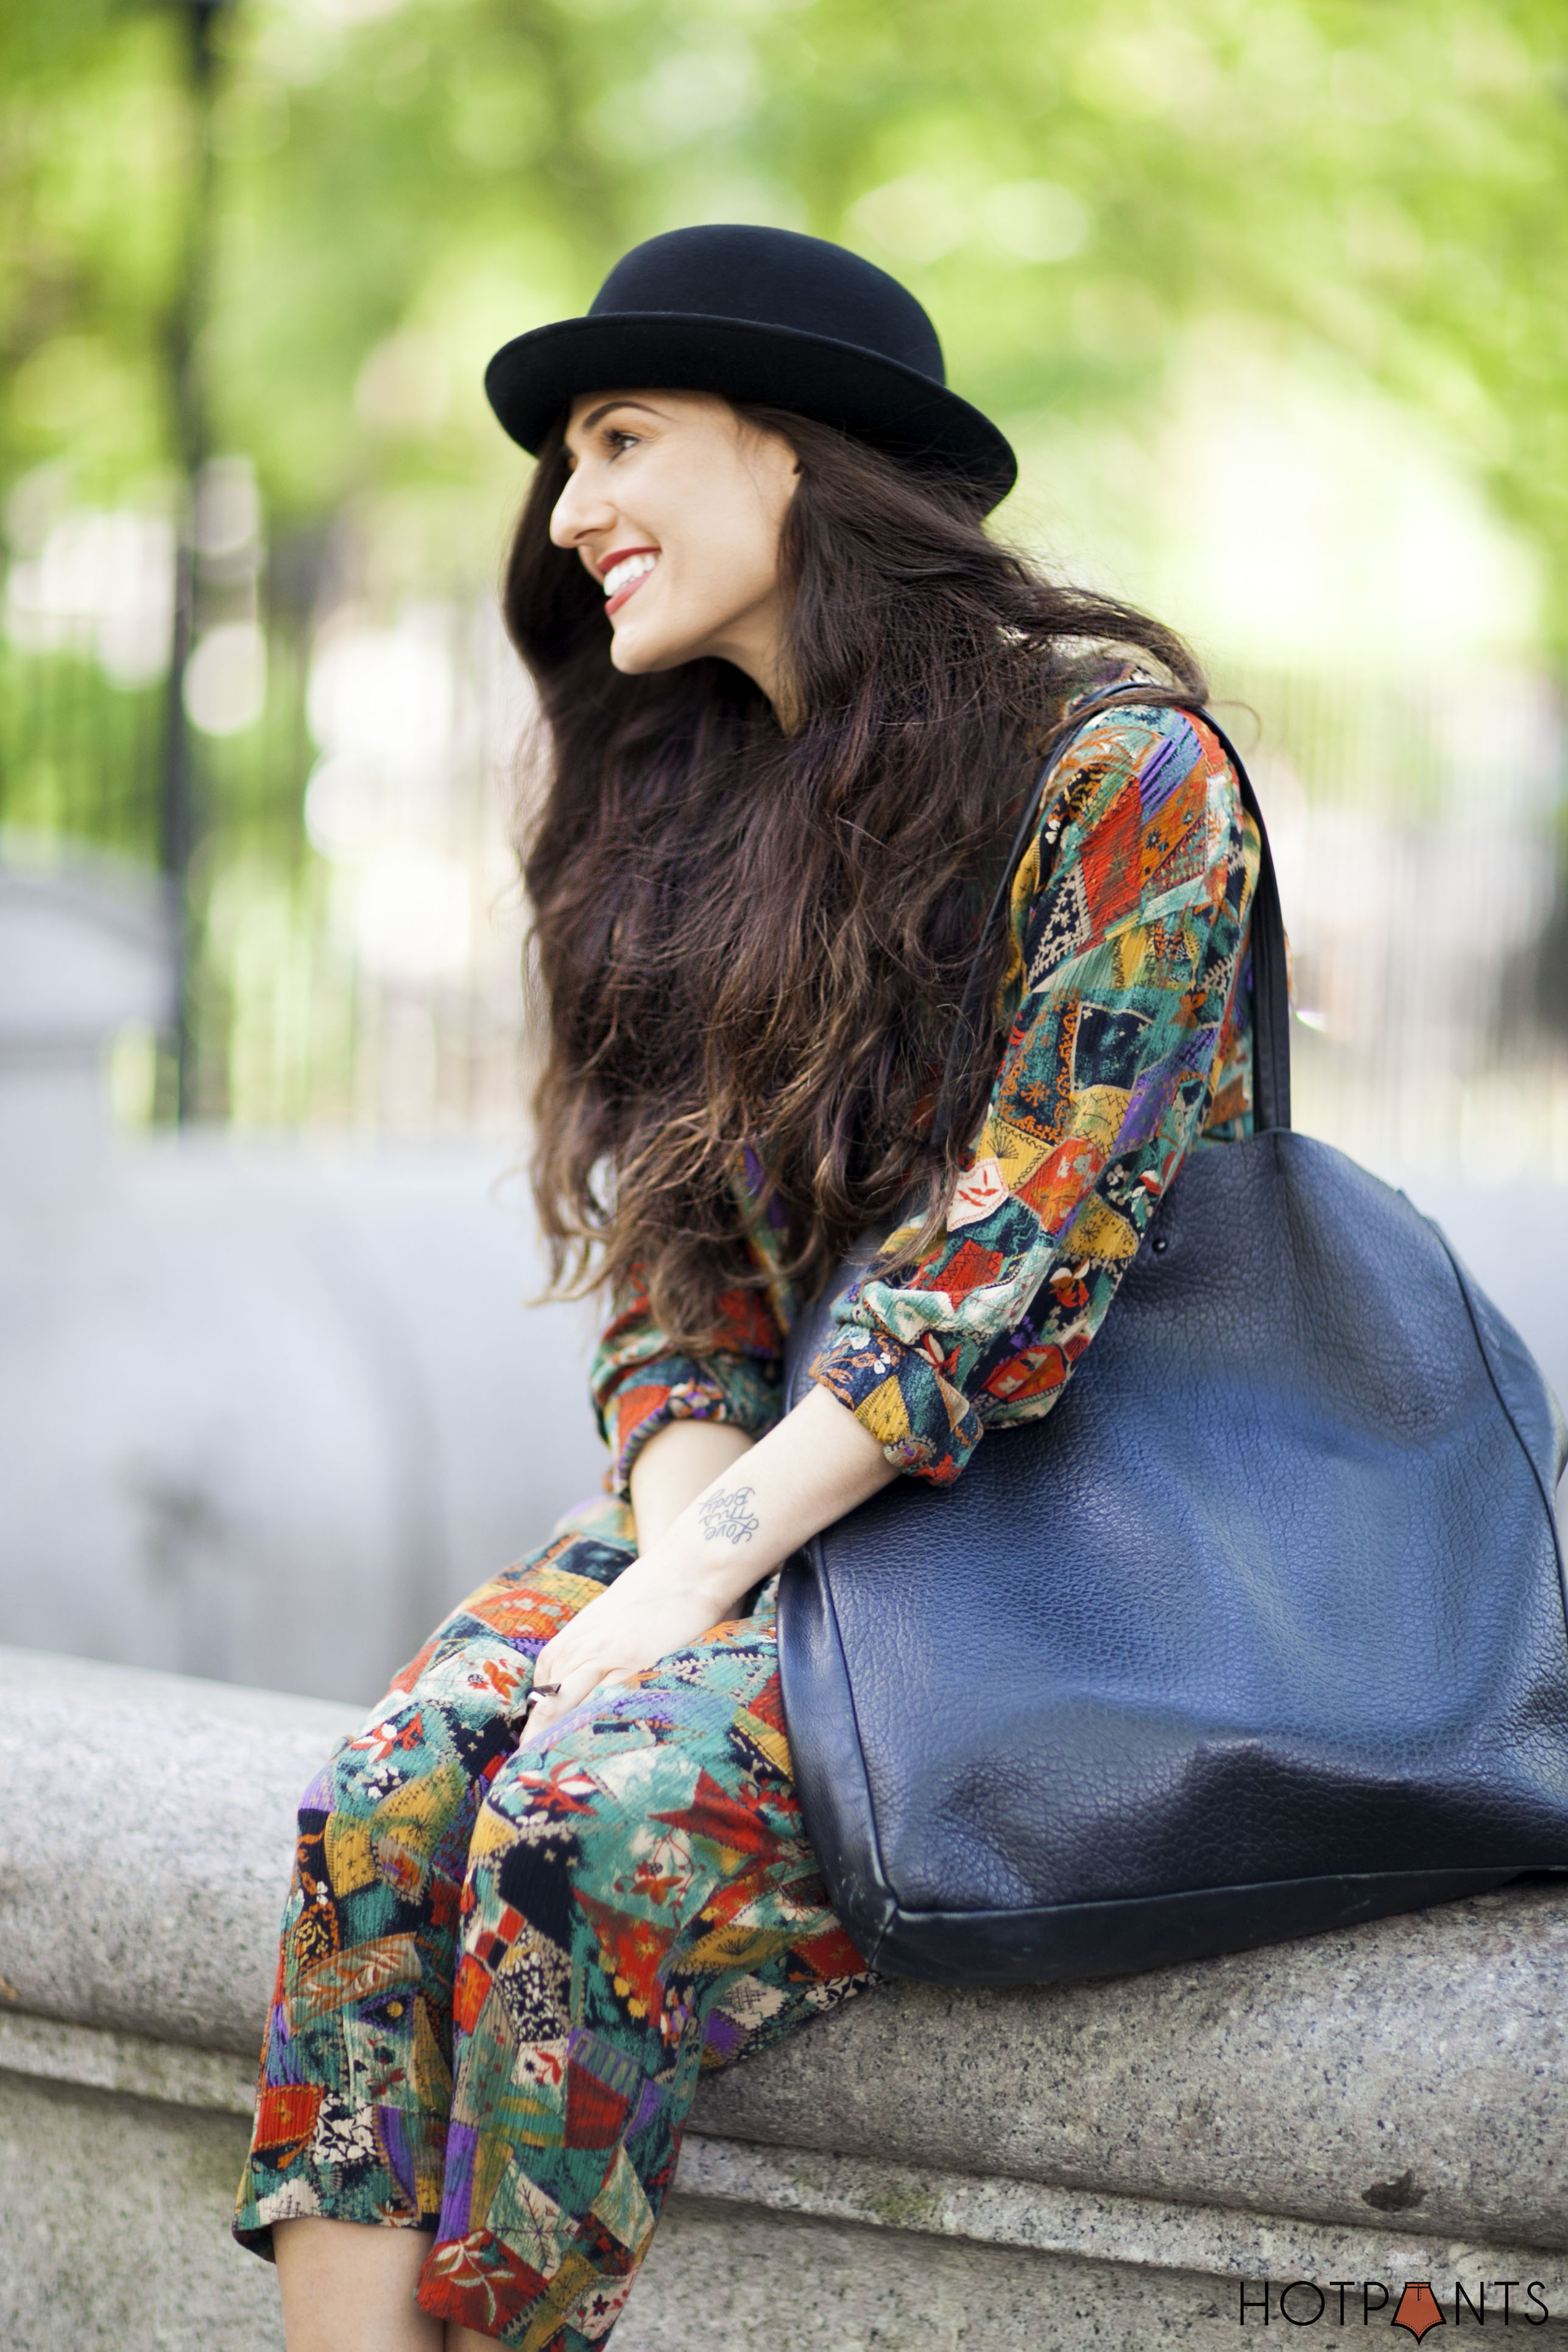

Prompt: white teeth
xmin=604 ymin=551 xmax=658 ymax=598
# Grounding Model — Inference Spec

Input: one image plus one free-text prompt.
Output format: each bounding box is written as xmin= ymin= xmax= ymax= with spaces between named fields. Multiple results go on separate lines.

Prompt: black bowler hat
xmin=484 ymin=224 xmax=1017 ymax=512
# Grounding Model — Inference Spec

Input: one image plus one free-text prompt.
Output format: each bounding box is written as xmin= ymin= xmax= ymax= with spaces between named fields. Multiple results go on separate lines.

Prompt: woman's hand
xmin=518 ymin=1549 xmax=747 ymax=1746
xmin=519 ymin=1384 xmax=896 ymax=1746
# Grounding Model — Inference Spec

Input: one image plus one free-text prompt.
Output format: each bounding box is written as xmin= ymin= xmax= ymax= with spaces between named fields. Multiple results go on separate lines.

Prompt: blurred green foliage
xmin=1 ymin=0 xmax=1564 ymax=624
xmin=2 ymin=0 xmax=1563 ymax=1135
xmin=0 ymin=643 xmax=165 ymax=852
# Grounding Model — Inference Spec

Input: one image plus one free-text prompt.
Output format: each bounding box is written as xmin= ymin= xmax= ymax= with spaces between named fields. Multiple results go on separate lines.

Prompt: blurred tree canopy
xmin=1 ymin=0 xmax=1565 ymax=632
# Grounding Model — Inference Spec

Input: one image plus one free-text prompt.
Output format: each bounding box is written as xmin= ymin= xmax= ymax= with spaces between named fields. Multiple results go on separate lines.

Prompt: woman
xmin=235 ymin=224 xmax=1258 ymax=2348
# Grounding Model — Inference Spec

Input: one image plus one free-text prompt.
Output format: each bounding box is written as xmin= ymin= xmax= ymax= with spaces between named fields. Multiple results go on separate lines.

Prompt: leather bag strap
xmin=930 ymin=696 xmax=1291 ymax=1146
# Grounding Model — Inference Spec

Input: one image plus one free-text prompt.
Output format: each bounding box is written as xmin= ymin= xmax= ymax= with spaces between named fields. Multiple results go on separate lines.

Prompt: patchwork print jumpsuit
xmin=234 ymin=704 xmax=1259 ymax=2345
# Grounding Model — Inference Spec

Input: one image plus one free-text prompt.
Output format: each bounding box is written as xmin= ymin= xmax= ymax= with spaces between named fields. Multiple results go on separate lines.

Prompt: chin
xmin=607 ymin=632 xmax=654 ymax=676
xmin=609 ymin=623 xmax=692 ymax=677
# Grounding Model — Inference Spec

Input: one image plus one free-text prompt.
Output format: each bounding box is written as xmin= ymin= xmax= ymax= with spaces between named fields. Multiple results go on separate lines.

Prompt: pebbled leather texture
xmin=777 ymin=1132 xmax=1568 ymax=1983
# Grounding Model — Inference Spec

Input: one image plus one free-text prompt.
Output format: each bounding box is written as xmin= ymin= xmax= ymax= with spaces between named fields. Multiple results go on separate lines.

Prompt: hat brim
xmin=484 ymin=313 xmax=1017 ymax=512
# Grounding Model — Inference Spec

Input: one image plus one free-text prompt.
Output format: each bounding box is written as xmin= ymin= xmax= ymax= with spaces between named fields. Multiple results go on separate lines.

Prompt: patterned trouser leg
xmin=234 ymin=1519 xmax=872 ymax=2350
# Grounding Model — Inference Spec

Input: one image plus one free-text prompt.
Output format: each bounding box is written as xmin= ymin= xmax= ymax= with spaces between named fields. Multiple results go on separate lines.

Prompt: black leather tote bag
xmin=777 ymin=712 xmax=1568 ymax=1985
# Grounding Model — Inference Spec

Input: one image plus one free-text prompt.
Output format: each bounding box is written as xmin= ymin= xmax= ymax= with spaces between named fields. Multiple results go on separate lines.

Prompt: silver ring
xmin=530 ymin=1681 xmax=561 ymax=1700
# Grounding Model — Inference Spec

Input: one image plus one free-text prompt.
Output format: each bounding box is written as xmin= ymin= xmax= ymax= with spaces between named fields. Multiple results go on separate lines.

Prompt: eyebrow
xmin=566 ymin=397 xmax=664 ymax=450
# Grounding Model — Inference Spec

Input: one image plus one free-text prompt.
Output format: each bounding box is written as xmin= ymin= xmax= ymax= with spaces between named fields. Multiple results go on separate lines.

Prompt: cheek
xmin=613 ymin=460 xmax=783 ymax=655
xmin=674 ymin=548 xmax=772 ymax=644
xmin=682 ymin=504 xmax=782 ymax=619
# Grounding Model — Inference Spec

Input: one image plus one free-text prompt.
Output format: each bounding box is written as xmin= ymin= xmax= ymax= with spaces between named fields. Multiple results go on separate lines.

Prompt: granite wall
xmin=2 ymin=1642 xmax=1566 ymax=2348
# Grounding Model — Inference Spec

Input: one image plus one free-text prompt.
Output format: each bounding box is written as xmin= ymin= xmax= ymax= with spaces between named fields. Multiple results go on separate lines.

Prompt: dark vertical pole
xmin=160 ymin=0 xmax=224 ymax=1122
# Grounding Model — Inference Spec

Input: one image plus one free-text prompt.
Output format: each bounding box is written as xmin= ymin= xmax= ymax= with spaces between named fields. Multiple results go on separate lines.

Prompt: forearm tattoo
xmin=698 ymin=1485 xmax=760 ymax=1545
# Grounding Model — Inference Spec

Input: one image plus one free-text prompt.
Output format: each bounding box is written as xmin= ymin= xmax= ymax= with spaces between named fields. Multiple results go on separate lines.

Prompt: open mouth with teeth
xmin=602 ymin=549 xmax=659 ymax=615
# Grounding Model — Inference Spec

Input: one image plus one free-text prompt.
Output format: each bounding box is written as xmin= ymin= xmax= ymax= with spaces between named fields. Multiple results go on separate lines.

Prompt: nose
xmin=549 ymin=463 xmax=614 ymax=553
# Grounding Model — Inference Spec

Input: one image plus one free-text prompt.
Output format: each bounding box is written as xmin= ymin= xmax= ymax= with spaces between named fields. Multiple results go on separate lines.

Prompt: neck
xmin=733 ymin=627 xmax=800 ymax=733
xmin=767 ymin=660 xmax=803 ymax=735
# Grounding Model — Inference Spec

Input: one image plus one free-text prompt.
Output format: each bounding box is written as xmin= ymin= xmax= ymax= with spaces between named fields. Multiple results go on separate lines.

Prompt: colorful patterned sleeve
xmin=590 ymin=1266 xmax=785 ymax=1500
xmin=808 ymin=703 xmax=1259 ymax=1486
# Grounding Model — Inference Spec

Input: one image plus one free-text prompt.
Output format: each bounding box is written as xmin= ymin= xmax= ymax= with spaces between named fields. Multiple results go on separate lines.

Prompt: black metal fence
xmin=0 ymin=614 xmax=324 ymax=1122
xmin=0 ymin=641 xmax=167 ymax=869
xmin=3 ymin=551 xmax=1565 ymax=1170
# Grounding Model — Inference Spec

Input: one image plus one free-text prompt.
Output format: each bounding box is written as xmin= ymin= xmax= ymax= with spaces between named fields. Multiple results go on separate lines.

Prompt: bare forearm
xmin=637 ymin=1383 xmax=895 ymax=1616
xmin=521 ymin=1383 xmax=895 ymax=1745
xmin=628 ymin=1419 xmax=758 ymax=1551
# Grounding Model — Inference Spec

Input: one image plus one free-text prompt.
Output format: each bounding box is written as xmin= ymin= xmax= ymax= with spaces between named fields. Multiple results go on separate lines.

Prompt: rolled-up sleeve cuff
xmin=808 ymin=1324 xmax=983 ymax=1488
xmin=604 ymin=1357 xmax=782 ymax=1499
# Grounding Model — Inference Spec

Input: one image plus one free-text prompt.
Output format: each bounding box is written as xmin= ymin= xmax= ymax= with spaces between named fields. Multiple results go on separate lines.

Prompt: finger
xmin=517 ymin=1659 xmax=611 ymax=1750
xmin=531 ymin=1616 xmax=602 ymax=1690
xmin=525 ymin=1633 xmax=581 ymax=1706
xmin=515 ymin=1644 xmax=588 ymax=1738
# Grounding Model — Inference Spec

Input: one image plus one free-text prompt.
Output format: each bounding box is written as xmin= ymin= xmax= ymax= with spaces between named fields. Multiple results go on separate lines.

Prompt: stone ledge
xmin=0 ymin=1646 xmax=353 ymax=2054
xmin=675 ymin=2134 xmax=1566 ymax=2303
xmin=4 ymin=1640 xmax=1567 ymax=2318
xmin=0 ymin=2008 xmax=257 ymax=2117
xmin=5 ymin=2003 xmax=1563 ymax=2317
xmin=691 ymin=1881 xmax=1568 ymax=2250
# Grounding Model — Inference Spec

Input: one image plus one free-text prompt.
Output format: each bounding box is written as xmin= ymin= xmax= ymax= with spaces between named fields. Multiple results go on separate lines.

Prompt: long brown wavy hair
xmin=507 ymin=403 xmax=1204 ymax=1347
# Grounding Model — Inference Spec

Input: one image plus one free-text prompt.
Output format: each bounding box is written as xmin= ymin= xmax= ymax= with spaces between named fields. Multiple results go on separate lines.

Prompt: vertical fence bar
xmin=160 ymin=0 xmax=225 ymax=1120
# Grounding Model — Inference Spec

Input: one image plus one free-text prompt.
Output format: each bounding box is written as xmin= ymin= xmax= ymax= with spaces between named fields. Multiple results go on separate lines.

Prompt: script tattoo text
xmin=698 ymin=1486 xmax=761 ymax=1546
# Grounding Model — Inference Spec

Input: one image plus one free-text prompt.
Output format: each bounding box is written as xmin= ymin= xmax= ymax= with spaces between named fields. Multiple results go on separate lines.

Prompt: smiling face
xmin=549 ymin=390 xmax=801 ymax=709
